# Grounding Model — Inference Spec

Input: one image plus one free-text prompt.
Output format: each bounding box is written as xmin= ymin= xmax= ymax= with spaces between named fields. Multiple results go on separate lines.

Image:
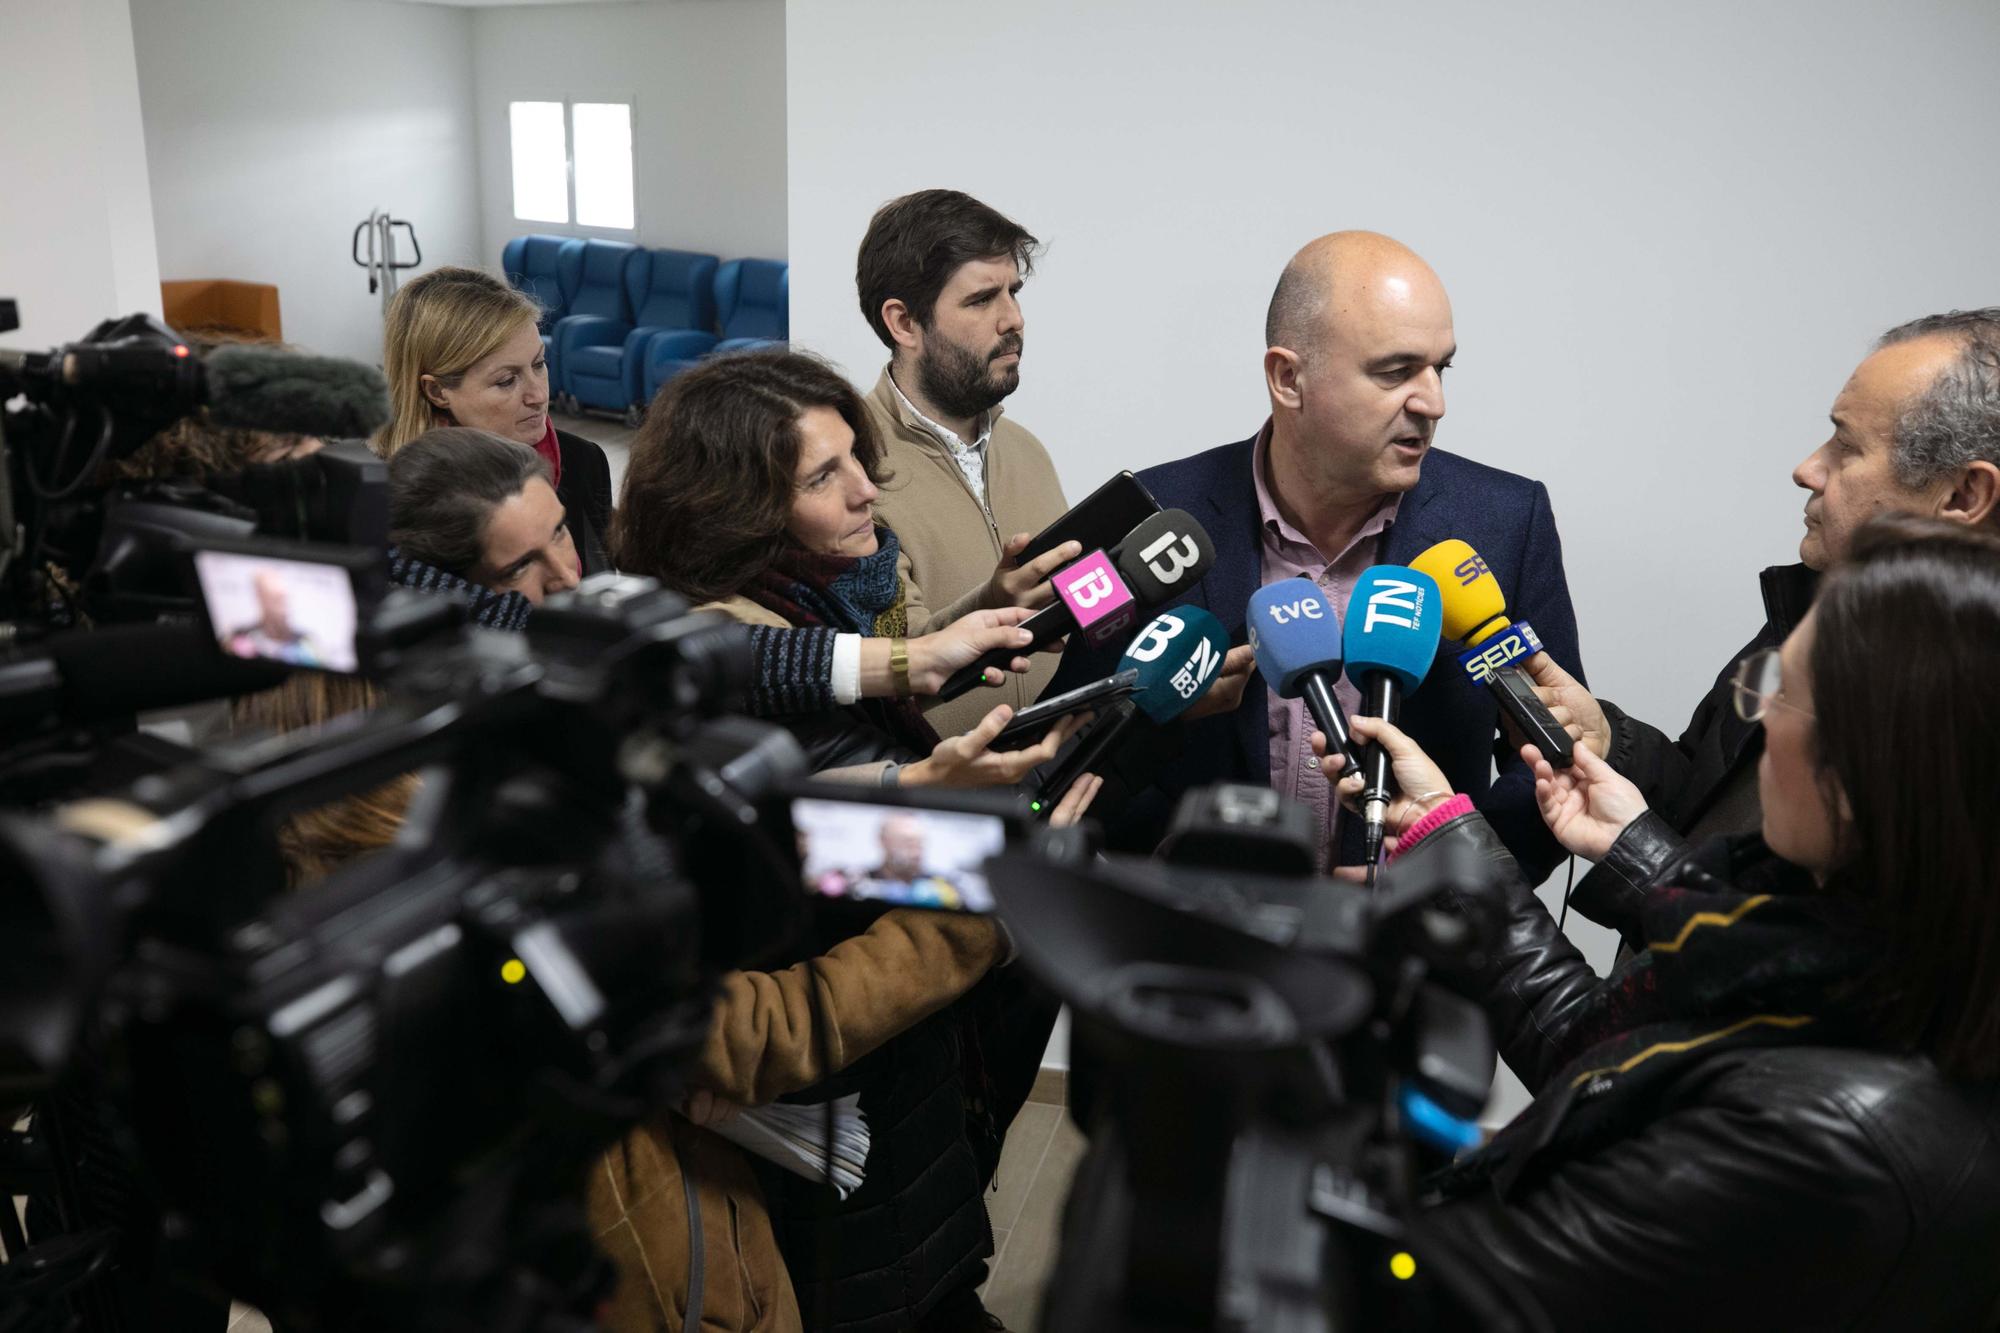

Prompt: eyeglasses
xmin=1730 ymin=648 xmax=1814 ymax=724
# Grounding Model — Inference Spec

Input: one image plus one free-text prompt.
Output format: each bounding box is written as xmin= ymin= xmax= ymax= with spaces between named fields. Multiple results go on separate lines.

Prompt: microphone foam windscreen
xmin=1118 ymin=605 xmax=1230 ymax=723
xmin=205 ymin=345 xmax=392 ymax=440
xmin=1114 ymin=509 xmax=1216 ymax=605
xmin=1247 ymin=576 xmax=1344 ymax=698
xmin=1343 ymin=565 xmax=1443 ymax=693
xmin=1408 ymin=539 xmax=1510 ymax=645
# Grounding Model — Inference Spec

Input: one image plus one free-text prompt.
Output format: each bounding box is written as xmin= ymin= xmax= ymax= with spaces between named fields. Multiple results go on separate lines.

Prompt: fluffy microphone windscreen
xmin=1247 ymin=577 xmax=1344 ymax=698
xmin=205 ymin=345 xmax=392 ymax=440
xmin=1343 ymin=565 xmax=1442 ymax=693
xmin=1408 ymin=539 xmax=1511 ymax=646
xmin=1118 ymin=605 xmax=1231 ymax=723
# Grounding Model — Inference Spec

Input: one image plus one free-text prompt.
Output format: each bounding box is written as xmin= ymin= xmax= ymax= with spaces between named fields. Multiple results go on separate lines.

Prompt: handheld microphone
xmin=1033 ymin=606 xmax=1229 ymax=811
xmin=1246 ymin=578 xmax=1363 ymax=777
xmin=939 ymin=508 xmax=1217 ymax=701
xmin=1342 ymin=565 xmax=1443 ymax=873
xmin=1407 ymin=539 xmax=1575 ymax=767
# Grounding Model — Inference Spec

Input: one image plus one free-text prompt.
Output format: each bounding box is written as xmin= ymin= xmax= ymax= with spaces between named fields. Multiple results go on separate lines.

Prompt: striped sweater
xmin=384 ymin=547 xmax=838 ymax=714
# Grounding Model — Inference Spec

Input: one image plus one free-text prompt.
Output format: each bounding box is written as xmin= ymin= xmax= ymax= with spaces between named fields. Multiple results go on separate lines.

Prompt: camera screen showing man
xmin=194 ymin=551 xmax=360 ymax=673
xmin=792 ymin=798 xmax=1006 ymax=912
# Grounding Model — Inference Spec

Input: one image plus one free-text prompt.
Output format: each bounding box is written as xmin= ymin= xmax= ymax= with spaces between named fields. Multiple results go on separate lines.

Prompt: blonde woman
xmin=380 ymin=266 xmax=614 ymax=574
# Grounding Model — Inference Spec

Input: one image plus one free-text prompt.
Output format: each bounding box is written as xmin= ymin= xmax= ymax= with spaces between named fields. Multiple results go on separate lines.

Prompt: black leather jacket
xmin=1572 ymin=564 xmax=1817 ymax=935
xmin=1408 ymin=811 xmax=2000 ymax=1331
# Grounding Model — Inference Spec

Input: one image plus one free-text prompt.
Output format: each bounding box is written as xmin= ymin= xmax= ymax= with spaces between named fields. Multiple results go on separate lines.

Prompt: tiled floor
xmin=981 ymin=1088 xmax=1087 ymax=1331
xmin=228 ymin=1303 xmax=271 ymax=1332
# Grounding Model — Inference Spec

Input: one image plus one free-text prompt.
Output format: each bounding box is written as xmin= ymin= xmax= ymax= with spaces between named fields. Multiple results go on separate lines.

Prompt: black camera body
xmin=987 ymin=784 xmax=1512 ymax=1333
xmin=2 ymin=575 xmax=809 ymax=1331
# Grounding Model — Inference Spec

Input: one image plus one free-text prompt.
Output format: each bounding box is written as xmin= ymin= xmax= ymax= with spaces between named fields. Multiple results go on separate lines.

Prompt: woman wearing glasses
xmin=1332 ymin=514 xmax=2000 ymax=1330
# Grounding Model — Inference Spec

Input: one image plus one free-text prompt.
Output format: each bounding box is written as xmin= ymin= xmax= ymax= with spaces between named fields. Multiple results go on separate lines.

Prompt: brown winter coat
xmin=586 ymin=910 xmax=1005 ymax=1332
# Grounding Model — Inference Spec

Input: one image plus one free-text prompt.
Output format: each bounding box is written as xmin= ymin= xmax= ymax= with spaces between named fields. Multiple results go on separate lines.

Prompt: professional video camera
xmin=0 ymin=306 xmax=398 ymax=801
xmin=0 ymin=573 xmax=812 ymax=1333
xmin=766 ymin=782 xmax=1553 ymax=1332
xmin=0 ymin=305 xmax=391 ymax=630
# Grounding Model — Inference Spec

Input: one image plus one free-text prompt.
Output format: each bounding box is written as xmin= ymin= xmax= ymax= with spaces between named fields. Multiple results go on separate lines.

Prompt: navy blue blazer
xmin=1044 ymin=435 xmax=1587 ymax=881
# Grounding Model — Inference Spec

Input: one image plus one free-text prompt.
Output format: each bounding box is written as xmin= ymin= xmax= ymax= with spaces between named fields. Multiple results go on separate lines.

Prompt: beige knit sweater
xmin=862 ymin=368 xmax=1069 ymax=738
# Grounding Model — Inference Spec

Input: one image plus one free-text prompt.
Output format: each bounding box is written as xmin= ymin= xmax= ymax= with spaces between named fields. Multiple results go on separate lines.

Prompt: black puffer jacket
xmin=1410 ymin=811 xmax=2000 ymax=1331
xmin=754 ymin=973 xmax=992 ymax=1333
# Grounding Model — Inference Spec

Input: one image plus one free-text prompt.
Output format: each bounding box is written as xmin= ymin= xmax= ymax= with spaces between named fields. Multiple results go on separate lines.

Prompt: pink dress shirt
xmin=1251 ymin=422 xmax=1401 ymax=870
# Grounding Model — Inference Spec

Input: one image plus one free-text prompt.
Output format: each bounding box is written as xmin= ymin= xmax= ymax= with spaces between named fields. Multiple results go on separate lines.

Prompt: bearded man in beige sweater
xmin=857 ymin=189 xmax=1072 ymax=741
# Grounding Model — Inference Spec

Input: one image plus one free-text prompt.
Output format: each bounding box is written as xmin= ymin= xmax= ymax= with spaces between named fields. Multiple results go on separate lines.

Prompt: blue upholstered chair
xmin=500 ymin=234 xmax=584 ymax=377
xmin=561 ymin=248 xmax=719 ymax=423
xmin=549 ymin=239 xmax=641 ymax=411
xmin=713 ymin=258 xmax=790 ymax=354
xmin=640 ymin=258 xmax=790 ymax=405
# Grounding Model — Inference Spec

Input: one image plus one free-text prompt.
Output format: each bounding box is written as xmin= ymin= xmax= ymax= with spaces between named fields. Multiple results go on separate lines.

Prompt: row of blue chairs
xmin=501 ymin=235 xmax=790 ymax=423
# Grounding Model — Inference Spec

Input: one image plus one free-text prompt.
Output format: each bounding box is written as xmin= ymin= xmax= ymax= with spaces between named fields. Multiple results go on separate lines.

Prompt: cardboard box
xmin=161 ymin=280 xmax=283 ymax=342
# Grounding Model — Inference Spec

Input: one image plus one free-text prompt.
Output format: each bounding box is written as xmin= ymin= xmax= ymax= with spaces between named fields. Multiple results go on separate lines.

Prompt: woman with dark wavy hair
xmin=614 ymin=347 xmax=1094 ymax=1332
xmin=1335 ymin=513 xmax=2000 ymax=1330
xmin=615 ymin=346 xmax=1091 ymax=792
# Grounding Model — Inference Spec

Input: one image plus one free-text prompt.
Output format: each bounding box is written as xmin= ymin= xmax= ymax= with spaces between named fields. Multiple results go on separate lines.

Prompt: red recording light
xmin=173 ymin=344 xmax=190 ymax=358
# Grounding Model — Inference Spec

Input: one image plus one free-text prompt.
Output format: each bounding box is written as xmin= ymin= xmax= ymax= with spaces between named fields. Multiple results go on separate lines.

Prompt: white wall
xmin=129 ymin=0 xmax=484 ymax=363
xmin=787 ymin=0 xmax=2000 ymax=1102
xmin=471 ymin=0 xmax=786 ymax=266
xmin=0 ymin=0 xmax=161 ymax=350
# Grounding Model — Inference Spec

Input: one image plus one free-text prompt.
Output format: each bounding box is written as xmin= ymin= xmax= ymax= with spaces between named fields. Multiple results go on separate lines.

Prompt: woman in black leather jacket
xmin=1339 ymin=514 xmax=2000 ymax=1331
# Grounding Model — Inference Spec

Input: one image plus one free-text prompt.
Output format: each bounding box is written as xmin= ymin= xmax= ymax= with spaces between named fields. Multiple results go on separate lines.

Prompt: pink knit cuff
xmin=1387 ymin=793 xmax=1476 ymax=864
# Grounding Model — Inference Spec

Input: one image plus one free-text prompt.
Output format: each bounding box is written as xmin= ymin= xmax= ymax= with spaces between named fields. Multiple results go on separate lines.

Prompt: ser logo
xmin=1458 ymin=622 xmax=1546 ymax=684
xmin=1452 ymin=554 xmax=1493 ymax=586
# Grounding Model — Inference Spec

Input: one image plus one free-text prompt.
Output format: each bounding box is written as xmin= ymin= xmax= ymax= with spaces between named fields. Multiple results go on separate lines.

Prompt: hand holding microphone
xmin=1328 ymin=716 xmax=1456 ymax=853
xmin=938 ymin=509 xmax=1217 ymax=700
xmin=1524 ymin=741 xmax=1649 ymax=861
xmin=1246 ymin=577 xmax=1364 ymax=777
xmin=1517 ymin=651 xmax=1613 ymax=760
xmin=1342 ymin=565 xmax=1443 ymax=870
xmin=903 ymin=702 xmax=1087 ymax=789
xmin=983 ymin=533 xmax=1086 ymax=613
xmin=1034 ymin=605 xmax=1231 ymax=810
xmin=1407 ymin=538 xmax=1576 ymax=768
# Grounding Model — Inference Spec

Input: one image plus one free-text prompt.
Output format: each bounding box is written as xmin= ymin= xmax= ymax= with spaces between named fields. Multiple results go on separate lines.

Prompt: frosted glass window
xmin=509 ymin=101 xmax=569 ymax=224
xmin=572 ymin=103 xmax=635 ymax=231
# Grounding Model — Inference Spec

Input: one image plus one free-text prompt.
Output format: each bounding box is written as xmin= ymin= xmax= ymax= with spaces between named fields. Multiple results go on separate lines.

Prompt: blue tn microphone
xmin=1247 ymin=578 xmax=1362 ymax=777
xmin=1343 ymin=565 xmax=1444 ymax=870
xmin=1035 ymin=607 xmax=1229 ymax=809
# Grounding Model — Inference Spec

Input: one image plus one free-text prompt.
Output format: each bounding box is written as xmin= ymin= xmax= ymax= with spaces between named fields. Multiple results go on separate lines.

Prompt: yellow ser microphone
xmin=1408 ymin=539 xmax=1514 ymax=644
xmin=1408 ymin=539 xmax=1576 ymax=767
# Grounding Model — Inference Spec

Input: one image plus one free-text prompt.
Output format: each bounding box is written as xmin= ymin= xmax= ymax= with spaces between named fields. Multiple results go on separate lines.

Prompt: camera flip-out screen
xmin=192 ymin=547 xmax=364 ymax=673
xmin=790 ymin=795 xmax=1010 ymax=913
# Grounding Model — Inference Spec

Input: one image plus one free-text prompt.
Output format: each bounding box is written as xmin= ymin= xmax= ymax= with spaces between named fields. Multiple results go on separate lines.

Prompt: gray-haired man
xmin=1524 ymin=309 xmax=2000 ymax=937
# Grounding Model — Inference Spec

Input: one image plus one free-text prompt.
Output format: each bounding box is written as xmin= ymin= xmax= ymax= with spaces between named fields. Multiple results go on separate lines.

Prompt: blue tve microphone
xmin=1247 ymin=578 xmax=1363 ymax=777
xmin=1035 ymin=606 xmax=1229 ymax=811
xmin=1343 ymin=565 xmax=1444 ymax=871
